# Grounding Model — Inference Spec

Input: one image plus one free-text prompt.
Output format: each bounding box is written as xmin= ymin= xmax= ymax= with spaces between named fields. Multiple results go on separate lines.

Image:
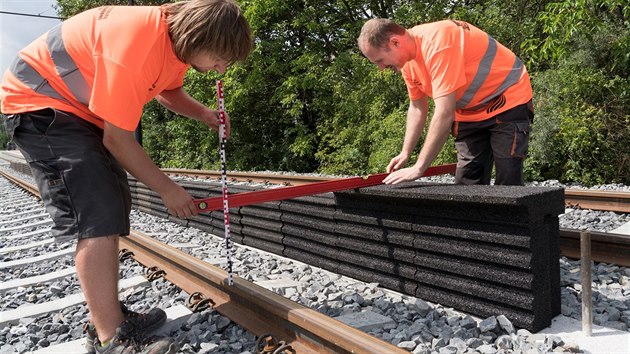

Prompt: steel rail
xmin=560 ymin=228 xmax=630 ymax=267
xmin=564 ymin=189 xmax=630 ymax=213
xmin=162 ymin=168 xmax=331 ymax=186
xmin=0 ymin=169 xmax=40 ymax=195
xmin=163 ymin=169 xmax=630 ymax=213
xmin=121 ymin=230 xmax=408 ymax=354
xmin=5 ymin=151 xmax=630 ymax=213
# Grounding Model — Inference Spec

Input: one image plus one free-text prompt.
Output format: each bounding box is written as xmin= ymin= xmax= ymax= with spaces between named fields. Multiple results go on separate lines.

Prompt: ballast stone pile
xmin=560 ymin=259 xmax=630 ymax=331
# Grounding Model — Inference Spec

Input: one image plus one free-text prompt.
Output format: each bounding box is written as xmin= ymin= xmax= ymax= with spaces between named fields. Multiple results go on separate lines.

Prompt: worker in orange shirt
xmin=0 ymin=1 xmax=251 ymax=353
xmin=358 ymin=18 xmax=533 ymax=186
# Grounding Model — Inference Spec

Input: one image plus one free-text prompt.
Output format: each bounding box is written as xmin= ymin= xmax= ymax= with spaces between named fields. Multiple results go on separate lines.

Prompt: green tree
xmin=51 ymin=0 xmax=630 ymax=184
xmin=523 ymin=0 xmax=630 ymax=184
xmin=0 ymin=120 xmax=8 ymax=149
xmin=54 ymin=0 xmax=164 ymax=18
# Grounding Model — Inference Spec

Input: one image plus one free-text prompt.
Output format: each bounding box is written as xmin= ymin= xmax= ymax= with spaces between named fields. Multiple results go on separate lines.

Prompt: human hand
xmin=383 ymin=166 xmax=425 ymax=185
xmin=161 ymin=184 xmax=199 ymax=219
xmin=386 ymin=153 xmax=410 ymax=173
xmin=200 ymin=109 xmax=231 ymax=140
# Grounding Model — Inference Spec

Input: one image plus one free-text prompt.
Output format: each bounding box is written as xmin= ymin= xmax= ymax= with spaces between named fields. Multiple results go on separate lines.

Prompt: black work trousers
xmin=452 ymin=102 xmax=534 ymax=186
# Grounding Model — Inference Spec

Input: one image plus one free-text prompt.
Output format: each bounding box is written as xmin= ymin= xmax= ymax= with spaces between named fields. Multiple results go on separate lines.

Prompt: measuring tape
xmin=216 ymin=80 xmax=234 ymax=286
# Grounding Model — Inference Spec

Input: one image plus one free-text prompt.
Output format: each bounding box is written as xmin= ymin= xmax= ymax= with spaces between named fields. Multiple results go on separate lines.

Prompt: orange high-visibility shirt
xmin=402 ymin=20 xmax=532 ymax=122
xmin=1 ymin=5 xmax=189 ymax=131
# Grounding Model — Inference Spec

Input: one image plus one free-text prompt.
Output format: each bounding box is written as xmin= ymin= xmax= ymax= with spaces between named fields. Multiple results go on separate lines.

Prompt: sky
xmin=0 ymin=0 xmax=62 ymax=76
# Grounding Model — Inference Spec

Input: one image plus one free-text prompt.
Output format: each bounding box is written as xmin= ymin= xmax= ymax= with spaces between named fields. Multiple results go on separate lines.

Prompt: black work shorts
xmin=451 ymin=101 xmax=533 ymax=185
xmin=4 ymin=108 xmax=131 ymax=243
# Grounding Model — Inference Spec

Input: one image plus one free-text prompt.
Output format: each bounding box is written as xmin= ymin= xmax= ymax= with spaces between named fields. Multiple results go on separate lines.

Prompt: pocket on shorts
xmin=12 ymin=109 xmax=61 ymax=163
xmin=511 ymin=122 xmax=531 ymax=159
xmin=28 ymin=108 xmax=57 ymax=134
xmin=30 ymin=159 xmax=77 ymax=234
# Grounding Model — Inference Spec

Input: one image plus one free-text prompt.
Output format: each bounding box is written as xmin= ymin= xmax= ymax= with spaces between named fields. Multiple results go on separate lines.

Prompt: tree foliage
xmin=0 ymin=124 xmax=8 ymax=150
xmin=522 ymin=0 xmax=630 ymax=184
xmin=51 ymin=0 xmax=630 ymax=184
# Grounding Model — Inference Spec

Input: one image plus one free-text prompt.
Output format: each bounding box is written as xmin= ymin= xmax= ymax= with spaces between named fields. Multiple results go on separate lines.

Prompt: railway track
xmin=4 ymin=150 xmax=630 ymax=213
xmin=3 ymin=148 xmax=630 ymax=268
xmin=162 ymin=169 xmax=630 ymax=213
xmin=3 ymin=151 xmax=630 ymax=267
xmin=563 ymin=189 xmax=630 ymax=214
xmin=0 ymin=168 xmax=407 ymax=353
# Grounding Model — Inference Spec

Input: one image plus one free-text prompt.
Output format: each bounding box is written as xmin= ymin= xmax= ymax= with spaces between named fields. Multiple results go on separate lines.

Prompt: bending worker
xmin=358 ymin=18 xmax=533 ymax=185
xmin=1 ymin=0 xmax=252 ymax=353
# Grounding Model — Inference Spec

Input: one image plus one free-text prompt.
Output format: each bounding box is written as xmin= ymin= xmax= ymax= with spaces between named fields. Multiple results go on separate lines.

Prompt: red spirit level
xmin=194 ymin=163 xmax=456 ymax=212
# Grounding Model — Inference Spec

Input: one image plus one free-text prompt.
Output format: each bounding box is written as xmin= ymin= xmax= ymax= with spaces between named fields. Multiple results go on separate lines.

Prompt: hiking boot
xmin=85 ymin=305 xmax=167 ymax=354
xmin=94 ymin=321 xmax=178 ymax=354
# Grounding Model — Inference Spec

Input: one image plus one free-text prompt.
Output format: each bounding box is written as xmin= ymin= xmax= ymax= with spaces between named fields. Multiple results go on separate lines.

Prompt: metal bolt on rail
xmin=118 ymin=249 xmax=134 ymax=262
xmin=255 ymin=334 xmax=294 ymax=354
xmin=186 ymin=291 xmax=214 ymax=312
xmin=144 ymin=266 xmax=166 ymax=281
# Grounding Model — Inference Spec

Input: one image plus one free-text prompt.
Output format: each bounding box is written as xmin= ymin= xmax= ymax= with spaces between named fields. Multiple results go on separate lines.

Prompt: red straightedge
xmin=194 ymin=163 xmax=457 ymax=212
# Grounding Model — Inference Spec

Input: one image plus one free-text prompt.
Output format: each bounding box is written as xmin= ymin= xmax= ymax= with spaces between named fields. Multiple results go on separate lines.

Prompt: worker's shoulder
xmin=408 ymin=20 xmax=460 ymax=36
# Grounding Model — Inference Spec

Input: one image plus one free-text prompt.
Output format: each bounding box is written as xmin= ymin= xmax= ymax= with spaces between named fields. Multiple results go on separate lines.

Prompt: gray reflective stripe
xmin=456 ymin=34 xmax=525 ymax=111
xmin=47 ymin=24 xmax=91 ymax=105
xmin=456 ymin=36 xmax=497 ymax=109
xmin=8 ymin=56 xmax=69 ymax=103
xmin=465 ymin=57 xmax=524 ymax=111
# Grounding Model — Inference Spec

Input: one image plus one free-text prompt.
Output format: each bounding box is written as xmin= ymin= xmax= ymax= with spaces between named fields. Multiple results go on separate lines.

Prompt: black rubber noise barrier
xmin=127 ymin=177 xmax=564 ymax=332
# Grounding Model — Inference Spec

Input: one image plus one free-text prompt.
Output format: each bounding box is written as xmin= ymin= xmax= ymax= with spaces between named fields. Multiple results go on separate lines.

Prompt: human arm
xmin=383 ymin=92 xmax=456 ymax=184
xmin=156 ymin=87 xmax=230 ymax=139
xmin=102 ymin=122 xmax=198 ymax=219
xmin=386 ymin=96 xmax=429 ymax=173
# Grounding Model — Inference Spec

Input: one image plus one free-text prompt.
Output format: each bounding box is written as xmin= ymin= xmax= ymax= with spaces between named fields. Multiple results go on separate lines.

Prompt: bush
xmin=0 ymin=121 xmax=8 ymax=150
xmin=527 ymin=58 xmax=630 ymax=184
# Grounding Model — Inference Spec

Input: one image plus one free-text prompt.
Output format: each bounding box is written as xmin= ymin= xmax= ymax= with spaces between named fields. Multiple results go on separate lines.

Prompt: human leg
xmin=490 ymin=102 xmax=533 ymax=185
xmin=76 ymin=235 xmax=125 ymax=342
xmin=10 ymin=109 xmax=128 ymax=339
xmin=78 ymin=238 xmax=170 ymax=353
xmin=452 ymin=119 xmax=495 ymax=185
xmin=9 ymin=109 xmax=172 ymax=352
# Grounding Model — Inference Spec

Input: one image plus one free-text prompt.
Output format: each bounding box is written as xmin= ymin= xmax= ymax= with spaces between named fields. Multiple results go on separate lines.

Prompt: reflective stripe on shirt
xmin=465 ymin=57 xmax=525 ymax=111
xmin=456 ymin=36 xmax=497 ymax=109
xmin=46 ymin=24 xmax=91 ymax=106
xmin=455 ymin=35 xmax=524 ymax=111
xmin=8 ymin=56 xmax=69 ymax=104
xmin=8 ymin=23 xmax=89 ymax=106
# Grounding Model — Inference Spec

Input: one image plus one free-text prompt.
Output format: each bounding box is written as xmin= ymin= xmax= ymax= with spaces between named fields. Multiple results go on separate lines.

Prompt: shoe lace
xmin=137 ymin=335 xmax=162 ymax=346
xmin=120 ymin=320 xmax=163 ymax=347
xmin=83 ymin=322 xmax=92 ymax=333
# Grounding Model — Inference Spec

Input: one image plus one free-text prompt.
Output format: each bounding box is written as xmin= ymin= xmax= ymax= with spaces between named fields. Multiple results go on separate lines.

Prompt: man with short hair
xmin=1 ymin=1 xmax=252 ymax=353
xmin=358 ymin=18 xmax=533 ymax=185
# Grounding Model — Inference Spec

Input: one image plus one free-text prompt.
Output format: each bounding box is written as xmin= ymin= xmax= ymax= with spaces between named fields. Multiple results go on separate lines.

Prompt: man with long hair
xmin=1 ymin=1 xmax=252 ymax=353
